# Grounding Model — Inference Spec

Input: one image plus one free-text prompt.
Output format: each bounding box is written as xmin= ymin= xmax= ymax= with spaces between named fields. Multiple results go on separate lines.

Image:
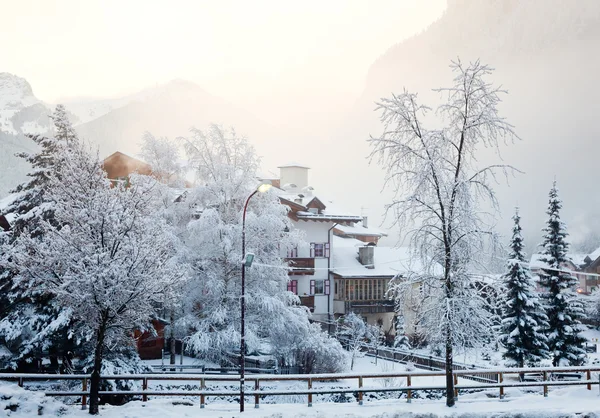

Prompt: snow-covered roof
xmin=570 ymin=253 xmax=588 ymax=267
xmin=277 ymin=162 xmax=310 ymax=169
xmin=275 ymin=188 xmax=363 ymax=222
xmin=529 ymin=253 xmax=579 ymax=270
xmin=331 ymin=236 xmax=433 ymax=278
xmin=335 ymin=221 xmax=388 ymax=238
xmin=585 ymin=246 xmax=600 ymax=264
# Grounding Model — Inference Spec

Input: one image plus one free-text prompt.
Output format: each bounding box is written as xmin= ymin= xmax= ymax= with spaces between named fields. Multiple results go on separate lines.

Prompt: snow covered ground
xmin=1 ymin=379 xmax=600 ymax=417
xmin=3 ymin=356 xmax=600 ymax=417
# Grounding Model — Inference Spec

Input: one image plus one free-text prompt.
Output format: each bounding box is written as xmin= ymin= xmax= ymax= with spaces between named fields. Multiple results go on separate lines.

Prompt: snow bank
xmin=0 ymin=381 xmax=71 ymax=416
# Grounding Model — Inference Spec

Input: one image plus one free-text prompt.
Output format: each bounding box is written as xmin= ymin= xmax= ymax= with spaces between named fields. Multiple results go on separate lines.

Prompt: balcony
xmin=338 ymin=300 xmax=395 ymax=315
xmin=299 ymin=295 xmax=315 ymax=312
xmin=285 ymin=258 xmax=315 ymax=275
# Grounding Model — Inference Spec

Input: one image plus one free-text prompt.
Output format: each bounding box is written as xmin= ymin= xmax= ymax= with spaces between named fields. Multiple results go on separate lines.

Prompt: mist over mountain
xmin=1 ymin=0 xmax=599 ymax=256
xmin=73 ymin=79 xmax=277 ymax=160
xmin=328 ymin=0 xmax=600 ymax=252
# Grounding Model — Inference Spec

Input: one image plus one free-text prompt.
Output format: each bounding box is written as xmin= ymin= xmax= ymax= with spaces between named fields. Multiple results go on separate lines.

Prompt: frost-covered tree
xmin=178 ymin=125 xmax=325 ymax=368
xmin=587 ymin=288 xmax=600 ymax=328
xmin=8 ymin=141 xmax=182 ymax=414
xmin=336 ymin=312 xmax=379 ymax=370
xmin=0 ymin=105 xmax=81 ymax=368
xmin=139 ymin=132 xmax=184 ymax=186
xmin=5 ymin=104 xmax=78 ymax=237
xmin=393 ymin=314 xmax=411 ymax=350
xmin=369 ymin=60 xmax=517 ymax=406
xmin=538 ymin=182 xmax=586 ymax=366
xmin=500 ymin=209 xmax=549 ymax=367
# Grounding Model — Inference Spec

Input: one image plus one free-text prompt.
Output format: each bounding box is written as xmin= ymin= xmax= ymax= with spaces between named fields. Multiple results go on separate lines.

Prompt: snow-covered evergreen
xmin=500 ymin=209 xmax=549 ymax=367
xmin=0 ymin=105 xmax=82 ymax=367
xmin=5 ymin=104 xmax=77 ymax=237
xmin=393 ymin=314 xmax=411 ymax=350
xmin=537 ymin=182 xmax=586 ymax=366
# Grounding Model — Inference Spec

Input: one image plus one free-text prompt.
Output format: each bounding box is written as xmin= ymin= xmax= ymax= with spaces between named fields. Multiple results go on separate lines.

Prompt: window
xmin=310 ymin=279 xmax=330 ymax=295
xmin=310 ymin=243 xmax=330 ymax=258
xmin=287 ymin=280 xmax=298 ymax=295
xmin=287 ymin=246 xmax=298 ymax=258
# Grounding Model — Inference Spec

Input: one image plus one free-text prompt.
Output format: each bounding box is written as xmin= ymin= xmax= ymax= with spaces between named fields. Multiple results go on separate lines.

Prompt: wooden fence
xmin=1 ymin=365 xmax=600 ymax=409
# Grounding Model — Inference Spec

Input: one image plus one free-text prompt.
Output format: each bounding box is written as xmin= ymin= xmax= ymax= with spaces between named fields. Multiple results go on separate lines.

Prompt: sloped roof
xmin=335 ymin=221 xmax=388 ymax=238
xmin=275 ymin=188 xmax=363 ymax=222
xmin=331 ymin=236 xmax=436 ymax=278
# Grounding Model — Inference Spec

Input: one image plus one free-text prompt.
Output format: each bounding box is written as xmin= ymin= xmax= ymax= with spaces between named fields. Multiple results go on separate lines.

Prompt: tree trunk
xmin=89 ymin=321 xmax=107 ymax=415
xmin=170 ymin=310 xmax=176 ymax=369
xmin=445 ymin=330 xmax=455 ymax=407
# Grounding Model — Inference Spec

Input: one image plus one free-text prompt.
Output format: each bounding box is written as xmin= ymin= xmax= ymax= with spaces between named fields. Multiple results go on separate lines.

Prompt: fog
xmin=2 ymin=0 xmax=600 ymax=255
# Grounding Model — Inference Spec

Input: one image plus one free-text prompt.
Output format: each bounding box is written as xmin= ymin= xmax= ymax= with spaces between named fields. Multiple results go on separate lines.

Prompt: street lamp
xmin=240 ymin=182 xmax=272 ymax=412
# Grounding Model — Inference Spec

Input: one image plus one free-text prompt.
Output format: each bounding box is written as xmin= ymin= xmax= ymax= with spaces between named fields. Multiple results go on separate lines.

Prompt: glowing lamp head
xmin=257 ymin=183 xmax=272 ymax=193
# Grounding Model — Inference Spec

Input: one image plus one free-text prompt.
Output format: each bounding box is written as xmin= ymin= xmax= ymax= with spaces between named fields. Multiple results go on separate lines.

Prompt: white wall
xmin=289 ymin=219 xmax=335 ymax=317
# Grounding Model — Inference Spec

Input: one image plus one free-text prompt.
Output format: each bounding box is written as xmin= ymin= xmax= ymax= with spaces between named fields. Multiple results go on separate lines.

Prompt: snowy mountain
xmin=73 ymin=79 xmax=277 ymax=159
xmin=0 ymin=73 xmax=52 ymax=135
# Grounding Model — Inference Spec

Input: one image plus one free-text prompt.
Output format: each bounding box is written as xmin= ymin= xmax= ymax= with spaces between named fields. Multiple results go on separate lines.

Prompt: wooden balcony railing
xmin=285 ymin=258 xmax=315 ymax=275
xmin=299 ymin=295 xmax=315 ymax=311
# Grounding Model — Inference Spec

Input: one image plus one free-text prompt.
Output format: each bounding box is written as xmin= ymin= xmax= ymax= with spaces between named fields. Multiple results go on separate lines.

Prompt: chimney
xmin=362 ymin=216 xmax=368 ymax=228
xmin=279 ymin=163 xmax=310 ymax=190
xmin=358 ymin=246 xmax=374 ymax=269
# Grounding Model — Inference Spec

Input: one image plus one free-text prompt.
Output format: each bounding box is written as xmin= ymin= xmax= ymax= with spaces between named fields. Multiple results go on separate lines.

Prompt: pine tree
xmin=5 ymin=104 xmax=77 ymax=237
xmin=0 ymin=105 xmax=80 ymax=367
xmin=500 ymin=209 xmax=549 ymax=367
xmin=393 ymin=314 xmax=411 ymax=350
xmin=538 ymin=182 xmax=586 ymax=366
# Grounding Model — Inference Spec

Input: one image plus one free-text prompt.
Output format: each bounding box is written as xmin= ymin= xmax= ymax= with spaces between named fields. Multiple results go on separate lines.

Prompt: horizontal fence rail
xmin=2 ymin=365 xmax=600 ymax=409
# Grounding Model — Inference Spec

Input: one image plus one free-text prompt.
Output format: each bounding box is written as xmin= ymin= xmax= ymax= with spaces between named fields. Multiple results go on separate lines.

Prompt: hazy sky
xmin=2 ymin=0 xmax=446 ymax=104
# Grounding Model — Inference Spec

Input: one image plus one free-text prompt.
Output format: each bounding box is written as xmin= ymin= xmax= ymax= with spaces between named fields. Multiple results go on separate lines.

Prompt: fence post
xmin=200 ymin=378 xmax=205 ymax=408
xmin=587 ymin=370 xmax=592 ymax=391
xmin=308 ymin=378 xmax=313 ymax=407
xmin=499 ymin=372 xmax=504 ymax=399
xmin=18 ymin=377 xmax=23 ymax=388
xmin=81 ymin=378 xmax=88 ymax=410
xmin=358 ymin=377 xmax=363 ymax=405
xmin=453 ymin=374 xmax=458 ymax=399
xmin=543 ymin=371 xmax=548 ymax=397
xmin=142 ymin=377 xmax=148 ymax=402
xmin=254 ymin=379 xmax=260 ymax=408
xmin=407 ymin=375 xmax=412 ymax=403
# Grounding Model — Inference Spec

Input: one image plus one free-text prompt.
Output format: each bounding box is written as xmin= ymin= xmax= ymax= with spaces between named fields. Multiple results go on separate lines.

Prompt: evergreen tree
xmin=0 ymin=105 xmax=80 ymax=367
xmin=393 ymin=314 xmax=411 ymax=350
xmin=500 ymin=209 xmax=549 ymax=367
xmin=5 ymin=104 xmax=77 ymax=237
xmin=538 ymin=182 xmax=586 ymax=366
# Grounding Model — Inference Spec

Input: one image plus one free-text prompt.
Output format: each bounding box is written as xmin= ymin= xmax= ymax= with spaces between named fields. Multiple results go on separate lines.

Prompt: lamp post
xmin=240 ymin=183 xmax=272 ymax=412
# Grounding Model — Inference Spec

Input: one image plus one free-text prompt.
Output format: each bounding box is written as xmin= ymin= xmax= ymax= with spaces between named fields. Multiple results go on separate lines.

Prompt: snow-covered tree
xmin=178 ymin=125 xmax=329 ymax=369
xmin=0 ymin=105 xmax=81 ymax=368
xmin=587 ymin=288 xmax=600 ymax=328
xmin=538 ymin=182 xmax=586 ymax=366
xmin=393 ymin=314 xmax=411 ymax=350
xmin=369 ymin=60 xmax=517 ymax=406
xmin=8 ymin=141 xmax=183 ymax=414
xmin=139 ymin=132 xmax=184 ymax=186
xmin=500 ymin=209 xmax=549 ymax=367
xmin=336 ymin=312 xmax=379 ymax=370
xmin=5 ymin=104 xmax=77 ymax=237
